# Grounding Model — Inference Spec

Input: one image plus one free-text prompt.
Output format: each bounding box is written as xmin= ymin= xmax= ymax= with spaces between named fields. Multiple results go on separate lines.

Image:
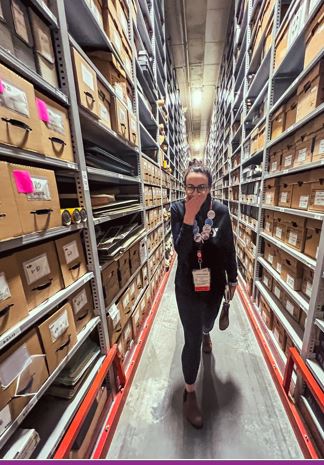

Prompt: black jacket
xmin=171 ymin=195 xmax=237 ymax=293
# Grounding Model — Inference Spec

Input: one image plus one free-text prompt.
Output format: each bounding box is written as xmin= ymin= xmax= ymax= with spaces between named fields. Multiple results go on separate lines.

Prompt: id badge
xmin=192 ymin=268 xmax=211 ymax=292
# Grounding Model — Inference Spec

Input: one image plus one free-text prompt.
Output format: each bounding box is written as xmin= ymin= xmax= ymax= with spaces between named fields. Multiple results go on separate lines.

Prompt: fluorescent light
xmin=192 ymin=89 xmax=202 ymax=107
xmin=194 ymin=141 xmax=201 ymax=151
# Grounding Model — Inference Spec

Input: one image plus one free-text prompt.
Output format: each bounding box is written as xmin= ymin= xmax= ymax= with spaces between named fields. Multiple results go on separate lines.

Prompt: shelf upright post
xmin=53 ymin=0 xmax=110 ymax=354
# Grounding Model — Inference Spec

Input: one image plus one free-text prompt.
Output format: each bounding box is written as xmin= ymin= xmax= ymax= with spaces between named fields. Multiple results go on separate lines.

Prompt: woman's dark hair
xmin=184 ymin=159 xmax=212 ymax=187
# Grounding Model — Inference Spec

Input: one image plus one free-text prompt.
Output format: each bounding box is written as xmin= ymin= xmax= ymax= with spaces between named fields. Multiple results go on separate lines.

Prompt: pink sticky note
xmin=13 ymin=170 xmax=34 ymax=194
xmin=0 ymin=80 xmax=4 ymax=94
xmin=36 ymin=97 xmax=49 ymax=123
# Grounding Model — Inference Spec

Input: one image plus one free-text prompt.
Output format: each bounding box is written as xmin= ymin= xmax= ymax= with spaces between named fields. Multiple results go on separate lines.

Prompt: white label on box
xmin=119 ymin=107 xmax=126 ymax=123
xmin=72 ymin=288 xmax=88 ymax=315
xmin=130 ymin=283 xmax=136 ymax=296
xmin=99 ymin=102 xmax=111 ymax=125
xmin=268 ymin=254 xmax=274 ymax=264
xmin=63 ymin=240 xmax=80 ymax=265
xmin=27 ymin=177 xmax=51 ymax=201
xmin=123 ymin=293 xmax=130 ymax=309
xmin=287 ymin=274 xmax=295 ymax=288
xmin=0 ymin=404 xmax=12 ymax=436
xmin=288 ymin=231 xmax=298 ymax=246
xmin=286 ymin=300 xmax=295 ymax=315
xmin=273 ymin=327 xmax=280 ymax=343
xmin=271 ymin=161 xmax=277 ymax=172
xmin=47 ymin=107 xmax=65 ymax=135
xmin=0 ymin=343 xmax=31 ymax=388
xmin=124 ymin=323 xmax=132 ymax=340
xmin=284 ymin=154 xmax=293 ymax=167
xmin=263 ymin=276 xmax=269 ymax=287
xmin=81 ymin=63 xmax=94 ymax=91
xmin=0 ymin=272 xmax=11 ymax=302
xmin=297 ymin=148 xmax=307 ymax=162
xmin=280 ymin=192 xmax=288 ymax=203
xmin=299 ymin=195 xmax=309 ymax=208
xmin=12 ymin=0 xmax=29 ymax=44
xmin=265 ymin=221 xmax=271 ymax=232
xmin=109 ymin=304 xmax=120 ymax=328
xmin=49 ymin=309 xmax=69 ymax=342
xmin=37 ymin=27 xmax=54 ymax=63
xmin=319 ymin=139 xmax=324 ymax=154
xmin=114 ymin=83 xmax=124 ymax=101
xmin=314 ymin=191 xmax=324 ymax=206
xmin=275 ymin=227 xmax=282 ymax=239
xmin=306 ymin=282 xmax=312 ymax=298
xmin=0 ymin=80 xmax=29 ymax=117
xmin=23 ymin=253 xmax=50 ymax=286
xmin=276 ymin=262 xmax=282 ymax=274
xmin=120 ymin=9 xmax=128 ymax=34
xmin=114 ymin=29 xmax=122 ymax=52
xmin=265 ymin=193 xmax=272 ymax=204
xmin=274 ymin=286 xmax=281 ymax=299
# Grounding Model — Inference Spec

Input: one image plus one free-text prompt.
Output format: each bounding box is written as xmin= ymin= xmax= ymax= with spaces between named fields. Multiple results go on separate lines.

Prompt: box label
xmin=109 ymin=304 xmax=120 ymax=329
xmin=72 ymin=288 xmax=88 ymax=315
xmin=114 ymin=83 xmax=124 ymax=101
xmin=274 ymin=286 xmax=281 ymax=299
xmin=63 ymin=240 xmax=80 ymax=265
xmin=123 ymin=293 xmax=130 ymax=309
xmin=284 ymin=154 xmax=293 ymax=167
xmin=124 ymin=323 xmax=132 ymax=340
xmin=268 ymin=254 xmax=273 ymax=264
xmin=99 ymin=102 xmax=111 ymax=126
xmin=130 ymin=282 xmax=136 ymax=296
xmin=297 ymin=148 xmax=307 ymax=162
xmin=314 ymin=191 xmax=324 ymax=206
xmin=265 ymin=221 xmax=271 ymax=232
xmin=271 ymin=161 xmax=277 ymax=172
xmin=0 ymin=343 xmax=31 ymax=388
xmin=286 ymin=300 xmax=295 ymax=315
xmin=280 ymin=192 xmax=288 ymax=203
xmin=263 ymin=275 xmax=269 ymax=287
xmin=37 ymin=26 xmax=54 ymax=63
xmin=49 ymin=309 xmax=69 ymax=342
xmin=47 ymin=107 xmax=65 ymax=135
xmin=113 ymin=28 xmax=122 ymax=53
xmin=305 ymin=281 xmax=312 ymax=298
xmin=0 ymin=80 xmax=29 ymax=117
xmin=288 ymin=231 xmax=298 ymax=246
xmin=12 ymin=0 xmax=29 ymax=44
xmin=0 ymin=272 xmax=11 ymax=302
xmin=319 ymin=139 xmax=324 ymax=154
xmin=299 ymin=195 xmax=309 ymax=208
xmin=287 ymin=274 xmax=295 ymax=288
xmin=276 ymin=262 xmax=282 ymax=274
xmin=23 ymin=253 xmax=51 ymax=285
xmin=27 ymin=176 xmax=51 ymax=201
xmin=265 ymin=193 xmax=273 ymax=204
xmin=275 ymin=227 xmax=282 ymax=239
xmin=81 ymin=63 xmax=94 ymax=91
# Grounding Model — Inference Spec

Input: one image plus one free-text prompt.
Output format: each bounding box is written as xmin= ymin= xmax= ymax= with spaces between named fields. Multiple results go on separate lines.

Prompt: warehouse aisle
xmin=107 ymin=264 xmax=303 ymax=459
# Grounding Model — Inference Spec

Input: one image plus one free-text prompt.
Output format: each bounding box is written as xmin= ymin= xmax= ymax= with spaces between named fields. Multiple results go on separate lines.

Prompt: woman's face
xmin=185 ymin=172 xmax=210 ymax=201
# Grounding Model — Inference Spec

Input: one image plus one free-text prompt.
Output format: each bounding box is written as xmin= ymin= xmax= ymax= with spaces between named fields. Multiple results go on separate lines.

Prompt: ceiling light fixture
xmin=192 ymin=88 xmax=202 ymax=107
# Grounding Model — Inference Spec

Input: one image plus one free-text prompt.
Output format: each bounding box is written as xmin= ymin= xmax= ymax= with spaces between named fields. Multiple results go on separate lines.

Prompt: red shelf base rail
xmin=238 ymin=285 xmax=320 ymax=459
xmin=284 ymin=347 xmax=324 ymax=414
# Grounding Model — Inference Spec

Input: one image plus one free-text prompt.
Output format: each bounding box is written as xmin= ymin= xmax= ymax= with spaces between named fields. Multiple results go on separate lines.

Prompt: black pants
xmin=175 ymin=286 xmax=224 ymax=385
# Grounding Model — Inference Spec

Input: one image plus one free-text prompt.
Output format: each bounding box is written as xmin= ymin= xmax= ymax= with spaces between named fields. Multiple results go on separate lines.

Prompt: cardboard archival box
xmin=55 ymin=232 xmax=88 ymax=288
xmin=16 ymin=241 xmax=63 ymax=311
xmin=115 ymin=97 xmax=129 ymax=140
xmin=121 ymin=35 xmax=133 ymax=77
xmin=70 ymin=385 xmax=108 ymax=459
xmin=260 ymin=296 xmax=273 ymax=329
xmin=284 ymin=94 xmax=298 ymax=130
xmin=309 ymin=167 xmax=324 ymax=212
xmin=117 ymin=336 xmax=126 ymax=364
xmin=278 ymin=176 xmax=293 ymax=208
xmin=142 ymin=263 xmax=149 ymax=286
xmin=68 ymin=282 xmax=94 ymax=334
xmin=0 ymin=6 xmax=15 ymax=56
xmin=264 ymin=209 xmax=274 ymax=235
xmin=283 ymin=292 xmax=301 ymax=322
xmin=119 ymin=288 xmax=132 ymax=328
xmin=128 ymin=111 xmax=138 ymax=146
xmin=275 ymin=20 xmax=288 ymax=69
xmin=107 ymin=303 xmax=122 ymax=345
xmin=0 ymin=63 xmax=42 ymax=152
xmin=304 ymin=3 xmax=324 ymax=68
xmin=0 ymin=161 xmax=23 ymax=240
xmin=304 ymin=218 xmax=321 ymax=259
xmin=131 ymin=302 xmax=142 ymax=342
xmin=312 ymin=123 xmax=324 ymax=161
xmin=291 ymin=174 xmax=312 ymax=210
xmin=293 ymin=123 xmax=314 ymax=167
xmin=285 ymin=215 xmax=306 ymax=252
xmin=38 ymin=303 xmax=77 ymax=374
xmin=299 ymin=310 xmax=307 ymax=330
xmin=71 ymin=47 xmax=99 ymax=118
xmin=273 ymin=212 xmax=288 ymax=242
xmin=30 ymin=10 xmax=58 ymax=88
xmin=8 ymin=163 xmax=61 ymax=235
xmin=101 ymin=260 xmax=119 ymax=308
xmin=103 ymin=9 xmax=123 ymax=56
xmin=296 ymin=59 xmax=324 ymax=121
xmin=271 ymin=105 xmax=286 ymax=140
xmin=116 ymin=0 xmax=129 ymax=40
xmin=264 ymin=241 xmax=277 ymax=268
xmin=139 ymin=293 xmax=147 ymax=319
xmin=264 ymin=177 xmax=279 ymax=206
xmin=129 ymin=279 xmax=137 ymax=306
xmin=122 ymin=318 xmax=133 ymax=352
xmin=281 ymin=254 xmax=304 ymax=291
xmin=0 ymin=255 xmax=28 ymax=336
xmin=262 ymin=269 xmax=273 ymax=290
xmin=281 ymin=140 xmax=295 ymax=170
xmin=269 ymin=144 xmax=282 ymax=173
xmin=117 ymin=250 xmax=130 ymax=288
xmin=273 ymin=316 xmax=286 ymax=350
xmin=129 ymin=242 xmax=141 ymax=275
xmin=302 ymin=267 xmax=314 ymax=300
xmin=0 ymin=329 xmax=48 ymax=420
xmin=35 ymin=91 xmax=74 ymax=162
xmin=97 ymin=80 xmax=113 ymax=130
xmin=272 ymin=281 xmax=283 ymax=301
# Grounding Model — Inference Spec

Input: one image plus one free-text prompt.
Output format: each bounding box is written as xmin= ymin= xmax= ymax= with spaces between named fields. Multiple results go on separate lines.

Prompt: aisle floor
xmin=107 ymin=264 xmax=303 ymax=459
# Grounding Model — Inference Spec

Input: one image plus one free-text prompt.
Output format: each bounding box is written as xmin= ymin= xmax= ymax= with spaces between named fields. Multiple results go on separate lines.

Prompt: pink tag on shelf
xmin=0 ymin=80 xmax=5 ymax=94
xmin=13 ymin=170 xmax=34 ymax=194
xmin=36 ymin=98 xmax=49 ymax=123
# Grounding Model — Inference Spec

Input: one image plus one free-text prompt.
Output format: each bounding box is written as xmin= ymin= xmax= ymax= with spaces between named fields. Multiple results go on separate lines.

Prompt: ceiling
xmin=165 ymin=0 xmax=233 ymax=158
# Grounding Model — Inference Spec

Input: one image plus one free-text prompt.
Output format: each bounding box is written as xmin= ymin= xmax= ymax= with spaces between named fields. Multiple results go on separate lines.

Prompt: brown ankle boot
xmin=202 ymin=333 xmax=212 ymax=353
xmin=183 ymin=390 xmax=203 ymax=429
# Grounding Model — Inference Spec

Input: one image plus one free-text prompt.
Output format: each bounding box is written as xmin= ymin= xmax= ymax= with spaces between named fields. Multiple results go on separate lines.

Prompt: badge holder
xmin=192 ymin=249 xmax=211 ymax=292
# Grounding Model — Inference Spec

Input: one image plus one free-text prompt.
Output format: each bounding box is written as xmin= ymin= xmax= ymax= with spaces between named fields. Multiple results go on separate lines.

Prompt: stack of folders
xmin=97 ymin=224 xmax=146 ymax=261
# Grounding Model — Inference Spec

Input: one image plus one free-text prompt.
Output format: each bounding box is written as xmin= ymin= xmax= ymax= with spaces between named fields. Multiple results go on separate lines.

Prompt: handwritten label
xmin=23 ymin=253 xmax=50 ymax=285
xmin=49 ymin=310 xmax=69 ymax=342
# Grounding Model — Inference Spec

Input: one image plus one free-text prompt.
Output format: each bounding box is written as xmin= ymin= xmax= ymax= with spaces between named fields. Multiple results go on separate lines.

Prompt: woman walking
xmin=171 ymin=160 xmax=237 ymax=429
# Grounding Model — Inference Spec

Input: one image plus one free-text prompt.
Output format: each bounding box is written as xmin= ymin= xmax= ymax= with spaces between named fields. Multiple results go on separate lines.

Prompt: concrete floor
xmin=107 ymin=265 xmax=303 ymax=459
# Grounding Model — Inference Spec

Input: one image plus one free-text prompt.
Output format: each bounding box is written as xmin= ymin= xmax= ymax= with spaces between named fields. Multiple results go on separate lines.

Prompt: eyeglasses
xmin=185 ymin=184 xmax=209 ymax=194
